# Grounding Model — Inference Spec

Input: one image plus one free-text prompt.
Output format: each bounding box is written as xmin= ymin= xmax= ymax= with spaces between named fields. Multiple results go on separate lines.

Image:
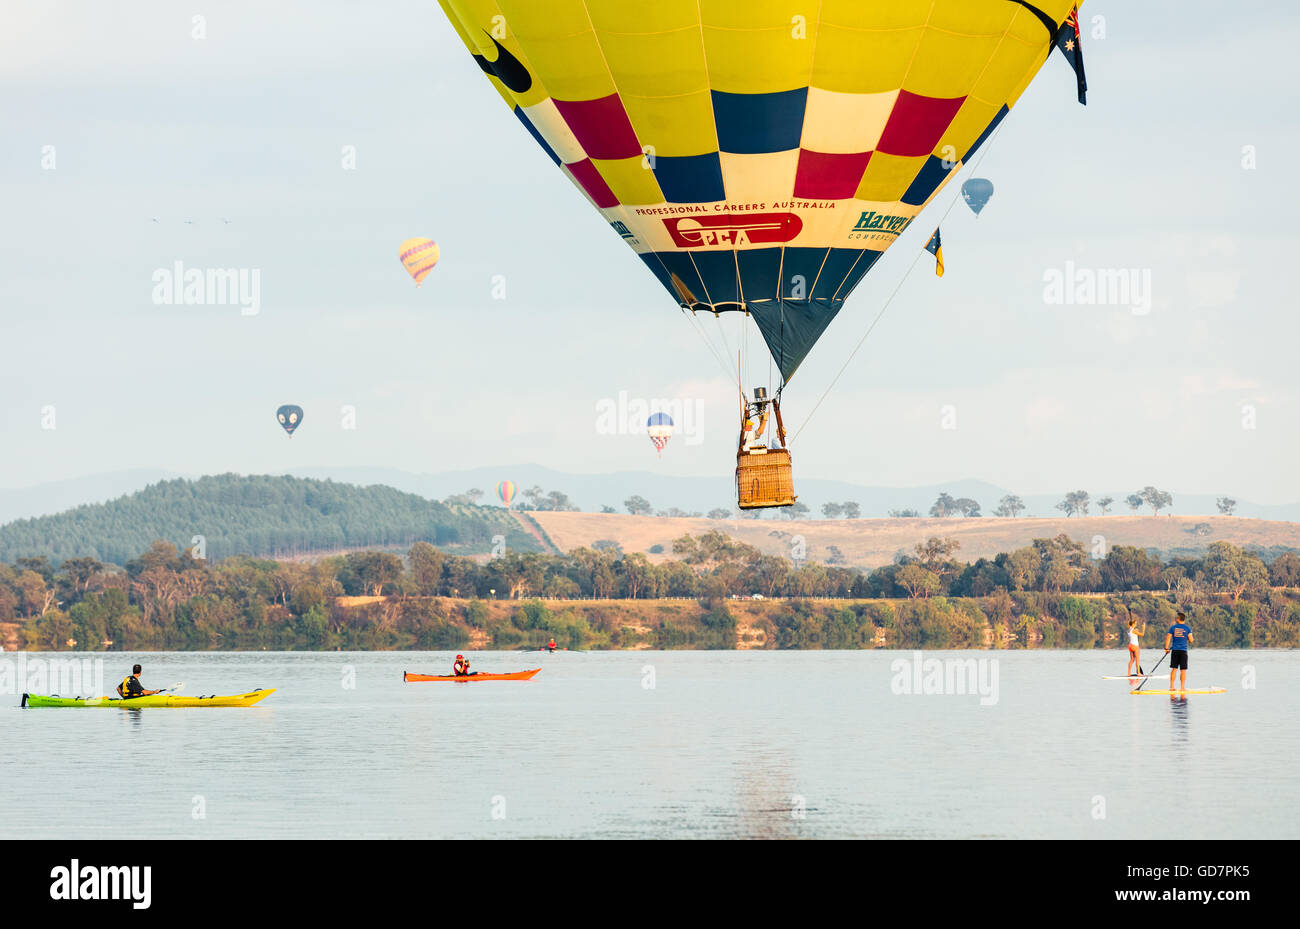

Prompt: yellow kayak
xmin=22 ymin=689 xmax=275 ymax=708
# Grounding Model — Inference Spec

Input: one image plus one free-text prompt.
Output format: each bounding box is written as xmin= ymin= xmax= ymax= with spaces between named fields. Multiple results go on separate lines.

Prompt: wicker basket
xmin=736 ymin=448 xmax=797 ymax=509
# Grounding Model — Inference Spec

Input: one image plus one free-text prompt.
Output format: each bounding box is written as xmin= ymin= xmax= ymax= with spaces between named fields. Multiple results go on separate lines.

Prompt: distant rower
xmin=546 ymin=638 xmax=557 ymax=652
xmin=116 ymin=664 xmax=161 ymax=699
xmin=1165 ymin=612 xmax=1193 ymax=691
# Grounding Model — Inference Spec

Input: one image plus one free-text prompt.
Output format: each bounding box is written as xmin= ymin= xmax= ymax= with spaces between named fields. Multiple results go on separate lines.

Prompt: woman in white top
xmin=1125 ymin=614 xmax=1147 ymax=676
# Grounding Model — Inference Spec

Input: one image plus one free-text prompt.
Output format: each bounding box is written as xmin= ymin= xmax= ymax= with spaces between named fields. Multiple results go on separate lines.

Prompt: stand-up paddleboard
xmin=1131 ymin=687 xmax=1226 ymax=695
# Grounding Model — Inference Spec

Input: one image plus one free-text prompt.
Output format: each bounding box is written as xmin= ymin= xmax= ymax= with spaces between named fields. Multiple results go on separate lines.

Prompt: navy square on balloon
xmin=653 ymin=153 xmax=726 ymax=203
xmin=711 ymin=88 xmax=808 ymax=154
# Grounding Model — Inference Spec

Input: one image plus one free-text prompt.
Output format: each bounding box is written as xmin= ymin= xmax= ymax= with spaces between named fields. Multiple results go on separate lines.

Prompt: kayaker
xmin=546 ymin=638 xmax=557 ymax=652
xmin=1125 ymin=614 xmax=1147 ymax=676
xmin=453 ymin=654 xmax=473 ymax=677
xmin=1165 ymin=612 xmax=1193 ymax=692
xmin=116 ymin=664 xmax=161 ymax=699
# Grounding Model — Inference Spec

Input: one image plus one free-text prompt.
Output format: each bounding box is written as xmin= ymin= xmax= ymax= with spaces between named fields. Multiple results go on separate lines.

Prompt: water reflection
xmin=1168 ymin=696 xmax=1190 ymax=749
xmin=734 ymin=748 xmax=802 ymax=838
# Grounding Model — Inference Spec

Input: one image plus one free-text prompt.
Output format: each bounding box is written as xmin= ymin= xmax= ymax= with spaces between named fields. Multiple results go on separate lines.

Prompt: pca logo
xmin=664 ymin=212 xmax=801 ymax=248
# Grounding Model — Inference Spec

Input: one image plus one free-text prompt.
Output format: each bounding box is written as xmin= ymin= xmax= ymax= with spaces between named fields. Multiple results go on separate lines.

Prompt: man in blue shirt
xmin=1165 ymin=612 xmax=1194 ymax=691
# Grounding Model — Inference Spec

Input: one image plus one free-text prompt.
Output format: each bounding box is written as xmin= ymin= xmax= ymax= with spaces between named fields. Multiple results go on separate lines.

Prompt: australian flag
xmin=1054 ymin=6 xmax=1087 ymax=105
xmin=925 ymin=227 xmax=944 ymax=278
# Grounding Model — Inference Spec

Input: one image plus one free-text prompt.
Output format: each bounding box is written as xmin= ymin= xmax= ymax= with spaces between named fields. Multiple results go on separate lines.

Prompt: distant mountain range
xmin=2 ymin=465 xmax=1296 ymax=526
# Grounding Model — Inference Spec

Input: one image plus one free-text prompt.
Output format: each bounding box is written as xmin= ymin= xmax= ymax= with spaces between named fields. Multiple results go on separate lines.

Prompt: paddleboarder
xmin=1165 ymin=612 xmax=1193 ymax=692
xmin=116 ymin=664 xmax=161 ymax=699
xmin=1125 ymin=614 xmax=1147 ymax=676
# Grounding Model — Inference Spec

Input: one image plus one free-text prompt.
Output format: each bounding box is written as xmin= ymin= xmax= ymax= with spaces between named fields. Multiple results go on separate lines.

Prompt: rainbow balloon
xmin=497 ymin=481 xmax=517 ymax=507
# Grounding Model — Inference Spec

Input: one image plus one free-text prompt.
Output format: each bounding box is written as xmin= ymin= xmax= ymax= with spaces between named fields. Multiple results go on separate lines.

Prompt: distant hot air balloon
xmin=646 ymin=412 xmax=675 ymax=458
xmin=399 ymin=237 xmax=440 ymax=286
xmin=961 ymin=178 xmax=995 ymax=216
xmin=276 ymin=404 xmax=303 ymax=437
xmin=497 ymin=481 xmax=517 ymax=507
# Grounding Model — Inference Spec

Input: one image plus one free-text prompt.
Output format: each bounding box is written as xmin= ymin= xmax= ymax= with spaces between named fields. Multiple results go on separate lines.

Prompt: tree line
xmin=4 ymin=531 xmax=1299 ymax=651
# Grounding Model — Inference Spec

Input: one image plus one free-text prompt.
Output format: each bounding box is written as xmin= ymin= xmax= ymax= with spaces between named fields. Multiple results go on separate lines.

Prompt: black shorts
xmin=1169 ymin=650 xmax=1188 ymax=670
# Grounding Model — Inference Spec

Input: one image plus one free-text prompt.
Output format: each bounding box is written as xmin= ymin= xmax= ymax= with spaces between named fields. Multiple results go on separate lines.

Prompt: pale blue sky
xmin=1 ymin=2 xmax=1294 ymax=502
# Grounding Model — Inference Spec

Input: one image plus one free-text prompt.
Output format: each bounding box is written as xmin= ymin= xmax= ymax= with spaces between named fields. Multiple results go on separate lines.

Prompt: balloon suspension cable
xmin=790 ymin=119 xmax=1010 ymax=443
xmin=682 ymin=305 xmax=741 ymax=386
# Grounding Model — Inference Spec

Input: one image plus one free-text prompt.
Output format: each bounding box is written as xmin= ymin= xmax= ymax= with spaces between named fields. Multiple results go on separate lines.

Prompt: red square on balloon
xmin=793 ymin=150 xmax=872 ymax=200
xmin=553 ymin=94 xmax=642 ymax=161
xmin=876 ymin=91 xmax=966 ymax=159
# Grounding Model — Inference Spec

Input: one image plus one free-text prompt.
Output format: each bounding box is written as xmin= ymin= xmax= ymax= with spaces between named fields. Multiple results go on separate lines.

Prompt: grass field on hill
xmin=528 ymin=513 xmax=1300 ymax=568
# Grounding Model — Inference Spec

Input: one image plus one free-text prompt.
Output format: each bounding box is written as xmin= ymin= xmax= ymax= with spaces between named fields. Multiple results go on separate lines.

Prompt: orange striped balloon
xmin=399 ymin=237 xmax=440 ymax=287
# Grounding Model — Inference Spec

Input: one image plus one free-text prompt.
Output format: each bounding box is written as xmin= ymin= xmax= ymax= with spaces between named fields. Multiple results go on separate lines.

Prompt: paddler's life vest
xmin=453 ymin=660 xmax=469 ymax=676
xmin=119 ymin=675 xmax=142 ymax=698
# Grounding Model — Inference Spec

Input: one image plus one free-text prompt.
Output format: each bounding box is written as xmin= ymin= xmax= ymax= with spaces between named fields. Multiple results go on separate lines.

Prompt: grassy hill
xmin=4 ymin=471 xmax=1297 ymax=572
xmin=0 ymin=473 xmax=540 ymax=564
xmin=529 ymin=512 xmax=1300 ymax=568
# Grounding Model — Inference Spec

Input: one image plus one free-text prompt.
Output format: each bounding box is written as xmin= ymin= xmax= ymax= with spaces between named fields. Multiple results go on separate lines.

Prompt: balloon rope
xmin=684 ymin=309 xmax=739 ymax=385
xmin=790 ymin=248 xmax=925 ymax=441
xmin=790 ymin=119 xmax=1009 ymax=441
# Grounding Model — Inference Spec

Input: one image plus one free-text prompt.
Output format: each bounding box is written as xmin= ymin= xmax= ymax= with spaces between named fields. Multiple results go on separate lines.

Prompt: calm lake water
xmin=2 ymin=649 xmax=1295 ymax=839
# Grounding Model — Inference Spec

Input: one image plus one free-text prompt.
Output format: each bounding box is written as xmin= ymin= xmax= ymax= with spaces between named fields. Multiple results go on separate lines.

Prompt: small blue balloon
xmin=961 ymin=178 xmax=994 ymax=216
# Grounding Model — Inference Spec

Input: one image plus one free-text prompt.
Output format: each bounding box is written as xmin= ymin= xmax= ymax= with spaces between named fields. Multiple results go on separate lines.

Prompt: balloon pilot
xmin=742 ymin=387 xmax=772 ymax=451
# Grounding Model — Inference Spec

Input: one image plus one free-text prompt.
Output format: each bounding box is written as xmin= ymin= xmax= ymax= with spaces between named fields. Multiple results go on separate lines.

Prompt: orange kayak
xmin=403 ymin=669 xmax=541 ymax=683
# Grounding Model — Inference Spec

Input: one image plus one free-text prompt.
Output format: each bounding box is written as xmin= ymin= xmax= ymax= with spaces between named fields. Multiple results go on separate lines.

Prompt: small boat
xmin=403 ymin=669 xmax=540 ymax=683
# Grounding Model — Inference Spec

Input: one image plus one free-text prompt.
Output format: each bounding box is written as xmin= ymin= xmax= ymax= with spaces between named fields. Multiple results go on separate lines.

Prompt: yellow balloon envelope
xmin=437 ymin=0 xmax=1081 ymax=381
xmin=399 ymin=237 xmax=440 ymax=286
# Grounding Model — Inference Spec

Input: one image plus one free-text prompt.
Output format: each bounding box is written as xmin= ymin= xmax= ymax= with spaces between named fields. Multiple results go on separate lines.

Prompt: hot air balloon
xmin=497 ymin=481 xmax=517 ymax=507
xmin=646 ymin=412 xmax=674 ymax=458
xmin=961 ymin=178 xmax=995 ymax=216
xmin=276 ymin=404 xmax=303 ymax=437
xmin=399 ymin=237 xmax=440 ymax=286
xmin=439 ymin=1 xmax=1082 ymax=506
